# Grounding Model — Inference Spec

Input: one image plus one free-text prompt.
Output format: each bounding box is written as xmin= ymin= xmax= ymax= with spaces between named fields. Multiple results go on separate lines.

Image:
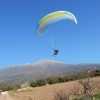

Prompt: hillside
xmin=0 ymin=60 xmax=100 ymax=84
xmin=13 ymin=77 xmax=100 ymax=100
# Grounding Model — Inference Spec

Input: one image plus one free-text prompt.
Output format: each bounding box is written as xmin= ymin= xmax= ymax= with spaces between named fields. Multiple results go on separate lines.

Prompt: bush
xmin=64 ymin=76 xmax=71 ymax=82
xmin=0 ymin=83 xmax=21 ymax=91
xmin=37 ymin=79 xmax=46 ymax=86
xmin=47 ymin=78 xmax=57 ymax=84
xmin=58 ymin=77 xmax=65 ymax=83
xmin=13 ymin=84 xmax=21 ymax=90
xmin=93 ymin=92 xmax=100 ymax=99
xmin=94 ymin=70 xmax=100 ymax=76
xmin=53 ymin=89 xmax=70 ymax=100
xmin=30 ymin=82 xmax=37 ymax=87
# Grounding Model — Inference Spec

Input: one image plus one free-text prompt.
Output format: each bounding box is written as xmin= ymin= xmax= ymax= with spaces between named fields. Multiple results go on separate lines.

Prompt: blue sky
xmin=0 ymin=0 xmax=100 ymax=68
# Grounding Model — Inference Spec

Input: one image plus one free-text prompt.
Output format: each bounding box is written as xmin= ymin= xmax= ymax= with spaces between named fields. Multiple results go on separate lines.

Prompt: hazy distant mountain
xmin=0 ymin=60 xmax=100 ymax=84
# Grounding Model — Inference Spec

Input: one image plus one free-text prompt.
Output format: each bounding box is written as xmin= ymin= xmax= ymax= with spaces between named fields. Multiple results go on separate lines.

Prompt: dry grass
xmin=13 ymin=76 xmax=100 ymax=100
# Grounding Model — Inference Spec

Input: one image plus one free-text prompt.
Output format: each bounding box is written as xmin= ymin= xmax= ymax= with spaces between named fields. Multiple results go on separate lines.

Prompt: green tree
xmin=64 ymin=76 xmax=71 ymax=82
xmin=47 ymin=78 xmax=57 ymax=84
xmin=30 ymin=82 xmax=37 ymax=87
xmin=37 ymin=79 xmax=46 ymax=86
xmin=58 ymin=77 xmax=64 ymax=83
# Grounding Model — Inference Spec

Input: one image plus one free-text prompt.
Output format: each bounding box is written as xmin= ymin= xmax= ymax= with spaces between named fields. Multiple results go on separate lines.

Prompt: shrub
xmin=37 ymin=79 xmax=46 ymax=86
xmin=93 ymin=92 xmax=100 ymax=99
xmin=47 ymin=78 xmax=57 ymax=84
xmin=58 ymin=77 xmax=65 ymax=83
xmin=30 ymin=81 xmax=37 ymax=87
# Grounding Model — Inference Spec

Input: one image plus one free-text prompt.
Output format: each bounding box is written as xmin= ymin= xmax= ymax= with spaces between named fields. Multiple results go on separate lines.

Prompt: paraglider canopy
xmin=37 ymin=11 xmax=77 ymax=34
xmin=37 ymin=11 xmax=77 ymax=56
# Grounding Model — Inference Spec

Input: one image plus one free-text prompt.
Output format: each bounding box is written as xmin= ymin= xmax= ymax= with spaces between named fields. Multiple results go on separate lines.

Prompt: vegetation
xmin=47 ymin=78 xmax=55 ymax=84
xmin=93 ymin=92 xmax=100 ymax=99
xmin=29 ymin=69 xmax=100 ymax=100
xmin=30 ymin=82 xmax=37 ymax=87
xmin=30 ymin=69 xmax=100 ymax=88
xmin=73 ymin=92 xmax=100 ymax=100
xmin=0 ymin=69 xmax=99 ymax=100
xmin=37 ymin=79 xmax=46 ymax=86
xmin=0 ymin=83 xmax=21 ymax=92
xmin=53 ymin=69 xmax=100 ymax=100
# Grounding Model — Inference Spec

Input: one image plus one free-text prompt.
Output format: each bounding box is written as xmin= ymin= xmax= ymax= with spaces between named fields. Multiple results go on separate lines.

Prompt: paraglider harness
xmin=52 ymin=49 xmax=59 ymax=56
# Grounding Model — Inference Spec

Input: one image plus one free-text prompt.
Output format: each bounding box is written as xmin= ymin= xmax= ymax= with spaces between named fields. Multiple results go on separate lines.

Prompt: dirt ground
xmin=13 ymin=76 xmax=100 ymax=100
xmin=0 ymin=91 xmax=16 ymax=100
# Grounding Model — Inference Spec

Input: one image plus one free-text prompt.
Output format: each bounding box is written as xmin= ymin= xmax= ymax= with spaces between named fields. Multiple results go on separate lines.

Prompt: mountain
xmin=0 ymin=60 xmax=100 ymax=84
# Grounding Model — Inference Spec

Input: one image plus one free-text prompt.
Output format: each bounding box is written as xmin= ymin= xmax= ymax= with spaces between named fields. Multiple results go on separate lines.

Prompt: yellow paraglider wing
xmin=37 ymin=11 xmax=77 ymax=35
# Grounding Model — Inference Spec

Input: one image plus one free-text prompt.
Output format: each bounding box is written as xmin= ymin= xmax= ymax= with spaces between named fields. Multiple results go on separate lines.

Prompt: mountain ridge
xmin=0 ymin=59 xmax=100 ymax=84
